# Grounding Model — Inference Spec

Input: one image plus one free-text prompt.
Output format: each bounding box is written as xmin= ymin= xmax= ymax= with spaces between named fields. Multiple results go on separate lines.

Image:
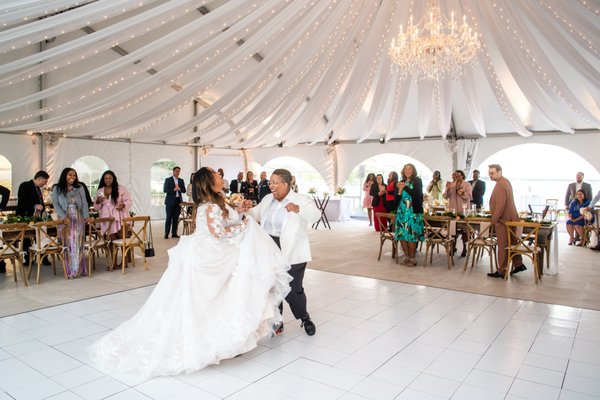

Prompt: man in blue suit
xmin=163 ymin=166 xmax=186 ymax=239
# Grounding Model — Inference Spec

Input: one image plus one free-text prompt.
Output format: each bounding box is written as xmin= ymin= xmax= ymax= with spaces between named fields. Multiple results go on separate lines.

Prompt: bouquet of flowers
xmin=225 ymin=193 xmax=243 ymax=207
xmin=308 ymin=187 xmax=317 ymax=195
xmin=336 ymin=187 xmax=346 ymax=196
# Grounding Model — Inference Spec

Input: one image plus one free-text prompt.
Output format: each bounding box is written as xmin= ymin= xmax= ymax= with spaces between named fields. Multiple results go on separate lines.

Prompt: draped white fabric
xmin=0 ymin=0 xmax=598 ymax=146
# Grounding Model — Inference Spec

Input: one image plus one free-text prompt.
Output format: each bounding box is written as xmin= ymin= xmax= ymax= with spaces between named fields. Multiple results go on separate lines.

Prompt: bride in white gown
xmin=87 ymin=167 xmax=291 ymax=377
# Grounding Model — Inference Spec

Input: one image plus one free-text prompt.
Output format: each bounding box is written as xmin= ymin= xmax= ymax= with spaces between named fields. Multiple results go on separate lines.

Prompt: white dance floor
xmin=1 ymin=269 xmax=599 ymax=400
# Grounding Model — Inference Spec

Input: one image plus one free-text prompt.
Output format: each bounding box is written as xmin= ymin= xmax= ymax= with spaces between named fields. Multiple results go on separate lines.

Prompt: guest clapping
xmin=94 ymin=170 xmax=132 ymax=240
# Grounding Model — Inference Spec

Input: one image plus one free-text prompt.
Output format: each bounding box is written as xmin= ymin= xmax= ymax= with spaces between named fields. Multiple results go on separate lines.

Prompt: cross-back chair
xmin=463 ymin=218 xmax=497 ymax=273
xmin=375 ymin=212 xmax=398 ymax=263
xmin=423 ymin=216 xmax=455 ymax=269
xmin=28 ymin=219 xmax=68 ymax=284
xmin=85 ymin=217 xmax=114 ymax=276
xmin=505 ymin=221 xmax=541 ymax=283
xmin=111 ymin=216 xmax=150 ymax=274
xmin=179 ymin=202 xmax=197 ymax=235
xmin=583 ymin=208 xmax=598 ymax=247
xmin=0 ymin=223 xmax=30 ymax=286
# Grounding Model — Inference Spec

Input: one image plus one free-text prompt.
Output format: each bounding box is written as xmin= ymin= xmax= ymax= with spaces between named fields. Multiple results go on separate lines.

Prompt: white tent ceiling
xmin=0 ymin=0 xmax=599 ymax=148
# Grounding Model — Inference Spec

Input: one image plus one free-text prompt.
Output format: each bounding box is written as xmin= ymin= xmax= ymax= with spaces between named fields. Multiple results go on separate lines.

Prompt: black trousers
xmin=270 ymin=235 xmax=309 ymax=320
xmin=165 ymin=202 xmax=181 ymax=236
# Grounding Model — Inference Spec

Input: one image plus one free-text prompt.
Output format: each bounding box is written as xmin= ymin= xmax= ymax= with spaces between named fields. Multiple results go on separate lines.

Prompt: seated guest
xmin=243 ymin=171 xmax=258 ymax=202
xmin=567 ymin=190 xmax=590 ymax=246
xmin=0 ymin=184 xmax=9 ymax=211
xmin=94 ymin=170 xmax=133 ymax=240
xmin=443 ymin=170 xmax=473 ymax=257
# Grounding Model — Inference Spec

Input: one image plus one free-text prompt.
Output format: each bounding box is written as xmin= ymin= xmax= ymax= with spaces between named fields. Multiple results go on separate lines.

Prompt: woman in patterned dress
xmin=395 ymin=164 xmax=425 ymax=267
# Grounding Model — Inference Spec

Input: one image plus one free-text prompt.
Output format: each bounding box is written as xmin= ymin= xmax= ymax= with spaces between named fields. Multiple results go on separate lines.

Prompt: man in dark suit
xmin=565 ymin=172 xmax=593 ymax=208
xmin=163 ymin=166 xmax=186 ymax=239
xmin=487 ymin=164 xmax=527 ymax=278
xmin=229 ymin=171 xmax=244 ymax=194
xmin=15 ymin=170 xmax=50 ymax=267
xmin=0 ymin=184 xmax=9 ymax=211
xmin=257 ymin=171 xmax=270 ymax=203
xmin=469 ymin=169 xmax=486 ymax=210
xmin=16 ymin=170 xmax=49 ymax=217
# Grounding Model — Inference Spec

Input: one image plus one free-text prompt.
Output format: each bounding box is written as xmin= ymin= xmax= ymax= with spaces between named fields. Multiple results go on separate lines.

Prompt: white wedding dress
xmin=87 ymin=203 xmax=291 ymax=377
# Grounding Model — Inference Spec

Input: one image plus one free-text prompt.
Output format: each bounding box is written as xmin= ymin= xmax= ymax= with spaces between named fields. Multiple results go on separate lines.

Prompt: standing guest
xmin=469 ymin=169 xmax=486 ymax=210
xmin=218 ymin=168 xmax=229 ymax=194
xmin=257 ymin=171 xmax=270 ymax=203
xmin=487 ymin=164 xmax=528 ymax=278
xmin=243 ymin=171 xmax=258 ymax=203
xmin=186 ymin=173 xmax=194 ymax=201
xmin=0 ymin=184 xmax=9 ymax=211
xmin=584 ymin=190 xmax=600 ymax=250
xmin=362 ymin=173 xmax=375 ymax=226
xmin=94 ymin=170 xmax=132 ymax=240
xmin=443 ymin=170 xmax=472 ymax=257
xmin=395 ymin=164 xmax=424 ymax=267
xmin=566 ymin=190 xmax=590 ymax=246
xmin=163 ymin=166 xmax=186 ymax=239
xmin=245 ymin=168 xmax=320 ymax=336
xmin=16 ymin=171 xmax=50 ymax=267
xmin=229 ymin=172 xmax=243 ymax=194
xmin=370 ymin=174 xmax=387 ymax=231
xmin=290 ymin=175 xmax=299 ymax=193
xmin=385 ymin=171 xmax=399 ymax=213
xmin=426 ymin=171 xmax=444 ymax=202
xmin=16 ymin=171 xmax=49 ymax=217
xmin=565 ymin=172 xmax=592 ymax=208
xmin=88 ymin=167 xmax=291 ymax=377
xmin=52 ymin=167 xmax=93 ymax=278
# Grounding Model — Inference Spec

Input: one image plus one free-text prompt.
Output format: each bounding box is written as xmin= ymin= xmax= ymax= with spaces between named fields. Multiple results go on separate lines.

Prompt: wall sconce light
xmin=378 ymin=137 xmax=385 ymax=144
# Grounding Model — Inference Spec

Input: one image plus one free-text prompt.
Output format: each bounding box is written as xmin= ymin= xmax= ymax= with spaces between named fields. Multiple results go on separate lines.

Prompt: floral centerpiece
xmin=308 ymin=187 xmax=317 ymax=195
xmin=336 ymin=187 xmax=346 ymax=196
xmin=224 ymin=193 xmax=243 ymax=207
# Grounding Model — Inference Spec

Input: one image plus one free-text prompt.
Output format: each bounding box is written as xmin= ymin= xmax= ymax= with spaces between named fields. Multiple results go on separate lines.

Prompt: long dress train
xmin=87 ymin=203 xmax=291 ymax=377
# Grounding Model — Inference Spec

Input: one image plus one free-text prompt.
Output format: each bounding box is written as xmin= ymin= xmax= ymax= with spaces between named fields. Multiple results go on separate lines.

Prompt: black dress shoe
xmin=164 ymin=235 xmax=169 ymax=239
xmin=172 ymin=234 xmax=180 ymax=238
xmin=42 ymin=257 xmax=52 ymax=265
xmin=301 ymin=317 xmax=316 ymax=336
xmin=487 ymin=271 xmax=504 ymax=278
xmin=510 ymin=265 xmax=527 ymax=275
xmin=591 ymin=245 xmax=600 ymax=251
xmin=460 ymin=249 xmax=467 ymax=257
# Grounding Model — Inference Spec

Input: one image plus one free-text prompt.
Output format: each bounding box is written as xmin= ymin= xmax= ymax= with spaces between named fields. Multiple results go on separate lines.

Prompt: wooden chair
xmin=0 ymin=223 xmax=30 ymax=286
xmin=111 ymin=216 xmax=150 ymax=274
xmin=179 ymin=202 xmax=197 ymax=235
xmin=28 ymin=219 xmax=68 ymax=284
xmin=423 ymin=216 xmax=455 ymax=269
xmin=545 ymin=199 xmax=559 ymax=221
xmin=582 ymin=208 xmax=599 ymax=247
xmin=505 ymin=221 xmax=541 ymax=283
xmin=375 ymin=212 xmax=398 ymax=263
xmin=85 ymin=217 xmax=114 ymax=276
xmin=463 ymin=218 xmax=497 ymax=273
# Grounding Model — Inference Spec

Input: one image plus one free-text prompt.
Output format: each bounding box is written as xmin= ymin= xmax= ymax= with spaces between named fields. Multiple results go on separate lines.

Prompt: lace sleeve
xmin=205 ymin=204 xmax=246 ymax=239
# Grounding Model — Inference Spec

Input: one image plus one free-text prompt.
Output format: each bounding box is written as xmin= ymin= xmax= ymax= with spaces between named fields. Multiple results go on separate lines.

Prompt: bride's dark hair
xmin=192 ymin=167 xmax=228 ymax=219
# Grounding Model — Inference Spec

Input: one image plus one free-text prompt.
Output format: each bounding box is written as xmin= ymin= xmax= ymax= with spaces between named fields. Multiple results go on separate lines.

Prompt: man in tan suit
xmin=487 ymin=164 xmax=527 ymax=278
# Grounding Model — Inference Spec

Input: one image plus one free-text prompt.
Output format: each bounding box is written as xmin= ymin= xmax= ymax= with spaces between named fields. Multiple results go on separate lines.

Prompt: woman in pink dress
xmin=94 ymin=170 xmax=132 ymax=240
xmin=362 ymin=173 xmax=376 ymax=226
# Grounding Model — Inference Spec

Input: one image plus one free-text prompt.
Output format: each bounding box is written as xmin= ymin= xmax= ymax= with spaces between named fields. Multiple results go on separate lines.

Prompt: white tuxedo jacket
xmin=249 ymin=191 xmax=320 ymax=265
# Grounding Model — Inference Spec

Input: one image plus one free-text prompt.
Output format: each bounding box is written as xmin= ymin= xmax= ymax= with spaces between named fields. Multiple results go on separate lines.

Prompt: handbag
xmin=145 ymin=219 xmax=155 ymax=257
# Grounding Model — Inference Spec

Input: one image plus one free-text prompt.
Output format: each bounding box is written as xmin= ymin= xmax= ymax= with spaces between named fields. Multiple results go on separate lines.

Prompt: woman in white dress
xmin=88 ymin=167 xmax=291 ymax=377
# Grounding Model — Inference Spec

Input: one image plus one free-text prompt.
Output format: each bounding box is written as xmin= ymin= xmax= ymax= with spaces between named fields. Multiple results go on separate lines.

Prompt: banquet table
xmin=324 ymin=198 xmax=351 ymax=222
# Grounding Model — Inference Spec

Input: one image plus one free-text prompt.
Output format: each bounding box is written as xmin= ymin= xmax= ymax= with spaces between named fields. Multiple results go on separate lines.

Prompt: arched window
xmin=71 ymin=156 xmax=108 ymax=198
xmin=0 ymin=154 xmax=11 ymax=192
xmin=263 ymin=156 xmax=328 ymax=195
xmin=346 ymin=153 xmax=433 ymax=215
xmin=476 ymin=144 xmax=600 ymax=211
xmin=151 ymin=159 xmax=177 ymax=206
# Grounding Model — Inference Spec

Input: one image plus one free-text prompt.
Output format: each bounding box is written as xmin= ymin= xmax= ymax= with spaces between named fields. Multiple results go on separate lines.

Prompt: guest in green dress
xmin=395 ymin=164 xmax=424 ymax=267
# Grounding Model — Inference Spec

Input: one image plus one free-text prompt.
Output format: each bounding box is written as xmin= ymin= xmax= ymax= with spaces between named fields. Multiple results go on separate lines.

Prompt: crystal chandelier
xmin=388 ymin=0 xmax=481 ymax=81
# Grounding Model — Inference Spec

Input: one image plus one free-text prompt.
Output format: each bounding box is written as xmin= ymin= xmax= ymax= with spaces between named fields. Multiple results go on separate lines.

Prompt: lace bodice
xmin=196 ymin=202 xmax=246 ymax=240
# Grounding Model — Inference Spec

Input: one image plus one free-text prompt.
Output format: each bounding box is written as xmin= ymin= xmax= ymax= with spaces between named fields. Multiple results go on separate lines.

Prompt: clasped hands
xmin=238 ymin=199 xmax=299 ymax=213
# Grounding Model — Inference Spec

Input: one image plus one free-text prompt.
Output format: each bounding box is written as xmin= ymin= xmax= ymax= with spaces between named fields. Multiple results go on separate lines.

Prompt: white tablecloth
xmin=324 ymin=198 xmax=351 ymax=222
